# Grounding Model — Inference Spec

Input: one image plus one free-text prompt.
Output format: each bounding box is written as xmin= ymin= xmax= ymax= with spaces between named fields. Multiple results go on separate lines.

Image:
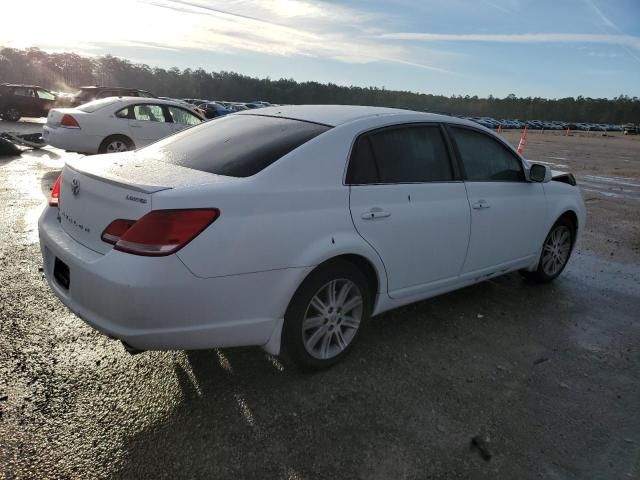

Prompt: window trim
xmin=444 ymin=123 xmax=527 ymax=183
xmin=344 ymin=122 xmax=461 ymax=186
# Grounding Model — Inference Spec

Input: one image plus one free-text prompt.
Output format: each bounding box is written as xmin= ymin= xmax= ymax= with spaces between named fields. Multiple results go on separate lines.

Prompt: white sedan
xmin=38 ymin=105 xmax=585 ymax=370
xmin=43 ymin=97 xmax=204 ymax=154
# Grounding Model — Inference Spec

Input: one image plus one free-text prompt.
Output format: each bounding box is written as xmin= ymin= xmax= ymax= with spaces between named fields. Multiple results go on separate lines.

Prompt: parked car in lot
xmin=43 ymin=97 xmax=204 ymax=154
xmin=623 ymin=124 xmax=638 ymax=135
xmin=0 ymin=83 xmax=57 ymax=121
xmin=201 ymin=102 xmax=231 ymax=119
xmin=39 ymin=105 xmax=585 ymax=370
xmin=66 ymin=86 xmax=156 ymax=107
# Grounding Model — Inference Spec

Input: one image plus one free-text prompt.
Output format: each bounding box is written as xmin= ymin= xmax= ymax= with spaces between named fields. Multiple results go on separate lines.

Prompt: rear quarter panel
xmin=158 ymin=126 xmax=388 ymax=293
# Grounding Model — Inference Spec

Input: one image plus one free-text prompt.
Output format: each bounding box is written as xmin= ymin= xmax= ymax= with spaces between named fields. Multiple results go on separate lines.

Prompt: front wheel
xmin=282 ymin=261 xmax=371 ymax=371
xmin=521 ymin=218 xmax=575 ymax=283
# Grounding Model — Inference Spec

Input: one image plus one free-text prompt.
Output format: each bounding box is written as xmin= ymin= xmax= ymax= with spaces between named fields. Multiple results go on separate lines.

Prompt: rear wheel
xmin=282 ymin=261 xmax=371 ymax=371
xmin=3 ymin=106 xmax=21 ymax=122
xmin=521 ymin=218 xmax=575 ymax=283
xmin=99 ymin=135 xmax=134 ymax=154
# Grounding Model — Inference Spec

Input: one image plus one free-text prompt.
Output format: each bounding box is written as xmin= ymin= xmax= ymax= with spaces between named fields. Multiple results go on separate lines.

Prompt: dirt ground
xmin=501 ymin=130 xmax=640 ymax=263
xmin=0 ymin=120 xmax=639 ymax=480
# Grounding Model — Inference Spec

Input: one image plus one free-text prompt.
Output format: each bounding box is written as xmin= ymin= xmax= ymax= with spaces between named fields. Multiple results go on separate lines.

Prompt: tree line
xmin=1 ymin=47 xmax=638 ymax=124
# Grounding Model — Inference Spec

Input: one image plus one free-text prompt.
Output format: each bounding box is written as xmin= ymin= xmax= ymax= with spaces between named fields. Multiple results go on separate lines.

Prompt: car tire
xmin=282 ymin=260 xmax=371 ymax=371
xmin=3 ymin=106 xmax=21 ymax=122
xmin=520 ymin=217 xmax=575 ymax=284
xmin=98 ymin=135 xmax=135 ymax=154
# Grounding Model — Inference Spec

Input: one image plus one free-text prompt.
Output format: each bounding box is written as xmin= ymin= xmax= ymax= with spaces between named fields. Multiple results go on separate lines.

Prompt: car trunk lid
xmin=58 ymin=152 xmax=232 ymax=254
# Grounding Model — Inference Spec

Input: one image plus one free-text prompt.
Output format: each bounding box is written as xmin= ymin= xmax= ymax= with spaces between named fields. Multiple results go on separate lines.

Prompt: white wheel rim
xmin=302 ymin=279 xmax=363 ymax=360
xmin=541 ymin=225 xmax=571 ymax=276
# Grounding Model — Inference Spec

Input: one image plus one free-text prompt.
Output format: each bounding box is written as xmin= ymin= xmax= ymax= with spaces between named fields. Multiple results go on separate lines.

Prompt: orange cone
xmin=517 ymin=127 xmax=528 ymax=155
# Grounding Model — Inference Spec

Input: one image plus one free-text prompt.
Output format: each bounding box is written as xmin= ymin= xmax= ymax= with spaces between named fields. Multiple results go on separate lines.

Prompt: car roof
xmin=79 ymin=86 xmax=143 ymax=91
xmin=236 ymin=104 xmax=471 ymax=127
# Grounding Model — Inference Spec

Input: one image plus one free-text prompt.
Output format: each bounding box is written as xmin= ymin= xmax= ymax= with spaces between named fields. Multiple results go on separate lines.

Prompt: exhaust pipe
xmin=121 ymin=340 xmax=146 ymax=355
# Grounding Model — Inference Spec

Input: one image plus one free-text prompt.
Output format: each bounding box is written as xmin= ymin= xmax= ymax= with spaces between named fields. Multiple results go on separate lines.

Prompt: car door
xmin=447 ymin=125 xmax=547 ymax=276
xmin=35 ymin=88 xmax=56 ymax=117
xmin=165 ymin=105 xmax=203 ymax=133
xmin=10 ymin=87 xmax=35 ymax=116
xmin=348 ymin=124 xmax=471 ymax=299
xmin=128 ymin=103 xmax=175 ymax=147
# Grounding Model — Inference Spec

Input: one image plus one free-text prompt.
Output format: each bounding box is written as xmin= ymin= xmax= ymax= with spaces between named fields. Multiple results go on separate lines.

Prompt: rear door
xmin=348 ymin=124 xmax=471 ymax=299
xmin=10 ymin=87 xmax=36 ymax=116
xmin=128 ymin=103 xmax=175 ymax=147
xmin=447 ymin=125 xmax=547 ymax=276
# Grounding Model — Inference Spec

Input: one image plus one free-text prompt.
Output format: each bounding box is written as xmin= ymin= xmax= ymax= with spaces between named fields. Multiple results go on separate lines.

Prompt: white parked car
xmin=38 ymin=106 xmax=585 ymax=370
xmin=43 ymin=97 xmax=204 ymax=154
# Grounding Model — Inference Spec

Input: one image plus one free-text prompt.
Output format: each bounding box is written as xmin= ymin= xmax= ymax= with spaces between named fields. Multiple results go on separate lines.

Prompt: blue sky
xmin=1 ymin=0 xmax=639 ymax=98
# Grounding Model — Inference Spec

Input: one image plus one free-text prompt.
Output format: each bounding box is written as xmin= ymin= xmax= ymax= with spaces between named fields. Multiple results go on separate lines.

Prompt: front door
xmin=448 ymin=125 xmax=547 ymax=276
xmin=348 ymin=124 xmax=471 ymax=298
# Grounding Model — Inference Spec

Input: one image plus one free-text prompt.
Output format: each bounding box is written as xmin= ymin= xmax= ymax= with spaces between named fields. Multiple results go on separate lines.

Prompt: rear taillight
xmin=49 ymin=175 xmax=62 ymax=207
xmin=60 ymin=114 xmax=80 ymax=128
xmin=101 ymin=209 xmax=220 ymax=256
xmin=101 ymin=219 xmax=137 ymax=245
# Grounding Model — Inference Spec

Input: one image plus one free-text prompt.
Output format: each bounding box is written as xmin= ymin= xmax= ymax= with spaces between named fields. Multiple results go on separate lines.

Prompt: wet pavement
xmin=1 ymin=121 xmax=639 ymax=479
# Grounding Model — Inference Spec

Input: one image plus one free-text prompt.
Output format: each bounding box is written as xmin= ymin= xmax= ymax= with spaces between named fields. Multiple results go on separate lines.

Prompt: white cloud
xmin=378 ymin=32 xmax=640 ymax=51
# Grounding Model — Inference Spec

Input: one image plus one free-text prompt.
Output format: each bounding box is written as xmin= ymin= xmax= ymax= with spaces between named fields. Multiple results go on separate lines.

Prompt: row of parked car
xmin=0 ymin=83 xmax=274 ymax=122
xmin=1 ymin=82 xmax=636 ymax=136
xmin=461 ymin=116 xmax=626 ymax=132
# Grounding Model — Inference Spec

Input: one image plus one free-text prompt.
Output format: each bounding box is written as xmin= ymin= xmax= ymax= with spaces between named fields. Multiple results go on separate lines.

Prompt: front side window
xmin=347 ymin=125 xmax=453 ymax=184
xmin=133 ymin=104 xmax=166 ymax=122
xmin=36 ymin=89 xmax=55 ymax=100
xmin=450 ymin=127 xmax=524 ymax=181
xmin=167 ymin=106 xmax=202 ymax=126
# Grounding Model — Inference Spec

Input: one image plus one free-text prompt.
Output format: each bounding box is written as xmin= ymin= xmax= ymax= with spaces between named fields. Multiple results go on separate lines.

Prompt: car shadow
xmin=110 ymin=271 xmax=587 ymax=479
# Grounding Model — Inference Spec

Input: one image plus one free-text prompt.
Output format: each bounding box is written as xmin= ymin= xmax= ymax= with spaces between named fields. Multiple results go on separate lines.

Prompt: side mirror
xmin=529 ymin=163 xmax=552 ymax=183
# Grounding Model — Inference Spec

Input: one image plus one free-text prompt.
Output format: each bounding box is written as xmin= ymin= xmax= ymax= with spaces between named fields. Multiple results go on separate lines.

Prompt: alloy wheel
xmin=5 ymin=108 xmax=20 ymax=122
xmin=302 ymin=279 xmax=363 ymax=360
xmin=541 ymin=225 xmax=572 ymax=276
xmin=106 ymin=140 xmax=130 ymax=153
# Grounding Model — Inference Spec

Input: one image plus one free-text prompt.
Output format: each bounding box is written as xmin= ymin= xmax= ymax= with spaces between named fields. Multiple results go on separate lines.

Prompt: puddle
xmin=578 ymin=174 xmax=640 ymax=201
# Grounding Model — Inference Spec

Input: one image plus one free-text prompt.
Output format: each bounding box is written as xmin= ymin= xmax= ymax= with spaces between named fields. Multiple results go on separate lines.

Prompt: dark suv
xmin=0 ymin=84 xmax=57 ymax=121
xmin=69 ymin=86 xmax=156 ymax=106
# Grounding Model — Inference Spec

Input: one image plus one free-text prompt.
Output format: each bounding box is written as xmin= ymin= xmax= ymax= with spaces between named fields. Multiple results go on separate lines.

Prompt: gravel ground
xmin=1 ymin=120 xmax=639 ymax=479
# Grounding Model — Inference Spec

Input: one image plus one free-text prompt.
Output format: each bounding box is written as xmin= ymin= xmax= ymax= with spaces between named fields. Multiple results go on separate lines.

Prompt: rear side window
xmin=450 ymin=127 xmax=524 ymax=181
xmin=347 ymin=125 xmax=453 ymax=184
xmin=140 ymin=114 xmax=330 ymax=177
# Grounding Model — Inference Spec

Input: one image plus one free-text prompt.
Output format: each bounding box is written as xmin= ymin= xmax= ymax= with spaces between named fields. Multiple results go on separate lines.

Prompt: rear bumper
xmin=38 ymin=207 xmax=309 ymax=352
xmin=43 ymin=125 xmax=100 ymax=154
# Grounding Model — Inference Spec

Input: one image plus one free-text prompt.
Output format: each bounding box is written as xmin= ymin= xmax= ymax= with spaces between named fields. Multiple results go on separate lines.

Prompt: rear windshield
xmin=77 ymin=97 xmax=121 ymax=113
xmin=139 ymin=114 xmax=330 ymax=177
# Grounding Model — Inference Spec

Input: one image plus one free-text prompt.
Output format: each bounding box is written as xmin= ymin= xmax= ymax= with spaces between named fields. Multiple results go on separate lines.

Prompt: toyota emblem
xmin=71 ymin=178 xmax=80 ymax=196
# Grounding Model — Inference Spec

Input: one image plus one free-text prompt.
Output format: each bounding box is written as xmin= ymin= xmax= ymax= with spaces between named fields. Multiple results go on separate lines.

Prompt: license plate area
xmin=53 ymin=257 xmax=70 ymax=290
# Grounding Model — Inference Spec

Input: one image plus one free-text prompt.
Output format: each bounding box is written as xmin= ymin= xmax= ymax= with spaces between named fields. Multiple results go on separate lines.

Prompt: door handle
xmin=361 ymin=208 xmax=391 ymax=220
xmin=472 ymin=200 xmax=490 ymax=210
xmin=130 ymin=123 xmax=142 ymax=128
